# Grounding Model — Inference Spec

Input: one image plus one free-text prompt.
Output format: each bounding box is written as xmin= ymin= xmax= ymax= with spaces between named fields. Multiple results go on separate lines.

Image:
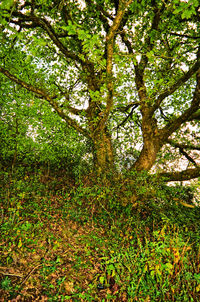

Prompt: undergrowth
xmin=0 ymin=168 xmax=200 ymax=301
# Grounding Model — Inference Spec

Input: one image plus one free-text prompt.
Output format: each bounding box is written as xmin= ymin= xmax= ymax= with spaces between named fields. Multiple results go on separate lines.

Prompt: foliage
xmin=0 ymin=88 xmax=91 ymax=178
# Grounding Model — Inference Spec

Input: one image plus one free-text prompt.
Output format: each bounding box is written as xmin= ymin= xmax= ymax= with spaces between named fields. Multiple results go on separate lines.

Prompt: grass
xmin=0 ymin=168 xmax=200 ymax=301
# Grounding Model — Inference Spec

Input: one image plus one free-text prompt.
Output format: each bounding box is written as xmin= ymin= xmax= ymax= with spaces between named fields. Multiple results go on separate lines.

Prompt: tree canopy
xmin=0 ymin=0 xmax=200 ymax=184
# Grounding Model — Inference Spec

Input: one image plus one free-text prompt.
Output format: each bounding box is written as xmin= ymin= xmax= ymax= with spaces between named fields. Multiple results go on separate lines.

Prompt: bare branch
xmin=116 ymin=101 xmax=140 ymax=112
xmin=166 ymin=139 xmax=199 ymax=167
xmin=115 ymin=104 xmax=138 ymax=129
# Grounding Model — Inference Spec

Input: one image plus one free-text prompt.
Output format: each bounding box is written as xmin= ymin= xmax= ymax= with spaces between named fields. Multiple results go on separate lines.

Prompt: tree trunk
xmin=133 ymin=139 xmax=160 ymax=171
xmin=92 ymin=127 xmax=115 ymax=179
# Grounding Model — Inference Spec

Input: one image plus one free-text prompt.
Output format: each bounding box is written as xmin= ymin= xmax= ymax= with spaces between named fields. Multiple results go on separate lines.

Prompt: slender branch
xmin=116 ymin=104 xmax=138 ymax=129
xmin=30 ymin=15 xmax=86 ymax=65
xmin=0 ymin=67 xmax=89 ymax=137
xmin=135 ymin=0 xmax=164 ymax=78
xmin=166 ymin=139 xmax=199 ymax=167
xmin=173 ymin=198 xmax=195 ymax=208
xmin=170 ymin=32 xmax=200 ymax=40
xmin=151 ymin=61 xmax=200 ymax=114
xmin=84 ymin=0 xmax=110 ymax=35
xmin=178 ymin=148 xmax=198 ymax=167
xmin=0 ymin=269 xmax=23 ymax=278
xmin=20 ymin=264 xmax=42 ymax=287
xmin=120 ymin=31 xmax=135 ymax=54
xmin=106 ymin=1 xmax=133 ymax=76
xmin=9 ymin=11 xmax=93 ymax=68
xmin=167 ymin=139 xmax=200 ymax=151
xmin=116 ymin=101 xmax=140 ymax=112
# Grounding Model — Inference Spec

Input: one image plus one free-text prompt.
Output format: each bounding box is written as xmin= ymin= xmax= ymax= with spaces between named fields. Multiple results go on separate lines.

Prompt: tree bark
xmin=133 ymin=139 xmax=160 ymax=172
xmin=91 ymin=127 xmax=115 ymax=179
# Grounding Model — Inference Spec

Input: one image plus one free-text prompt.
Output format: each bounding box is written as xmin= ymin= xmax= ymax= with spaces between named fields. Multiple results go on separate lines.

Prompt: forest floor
xmin=0 ymin=190 xmax=114 ymax=301
xmin=1 ymin=171 xmax=200 ymax=301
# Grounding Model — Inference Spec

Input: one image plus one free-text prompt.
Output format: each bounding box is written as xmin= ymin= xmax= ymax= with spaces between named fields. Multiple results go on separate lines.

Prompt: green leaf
xmin=1 ymin=0 xmax=15 ymax=9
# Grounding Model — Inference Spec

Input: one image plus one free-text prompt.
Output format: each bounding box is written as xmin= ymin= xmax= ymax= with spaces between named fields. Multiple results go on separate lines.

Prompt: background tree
xmin=0 ymin=0 xmax=200 ymax=185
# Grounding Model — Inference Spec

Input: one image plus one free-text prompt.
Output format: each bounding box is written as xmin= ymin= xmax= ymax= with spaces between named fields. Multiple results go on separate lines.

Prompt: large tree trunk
xmin=133 ymin=139 xmax=161 ymax=172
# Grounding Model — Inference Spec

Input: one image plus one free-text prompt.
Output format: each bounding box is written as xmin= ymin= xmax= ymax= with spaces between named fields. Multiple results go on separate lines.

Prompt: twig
xmin=20 ymin=264 xmax=42 ymax=286
xmin=0 ymin=270 xmax=23 ymax=278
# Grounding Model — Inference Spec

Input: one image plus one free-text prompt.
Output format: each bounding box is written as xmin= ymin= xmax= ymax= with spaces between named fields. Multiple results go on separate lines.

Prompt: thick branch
xmin=100 ymin=0 xmax=133 ymax=126
xmin=188 ymin=110 xmax=200 ymax=121
xmin=157 ymin=167 xmax=200 ymax=182
xmin=0 ymin=67 xmax=89 ymax=137
xmin=159 ymin=69 xmax=200 ymax=141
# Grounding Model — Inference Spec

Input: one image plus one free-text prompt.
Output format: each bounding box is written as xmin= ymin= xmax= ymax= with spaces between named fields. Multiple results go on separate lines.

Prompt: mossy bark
xmin=91 ymin=128 xmax=115 ymax=179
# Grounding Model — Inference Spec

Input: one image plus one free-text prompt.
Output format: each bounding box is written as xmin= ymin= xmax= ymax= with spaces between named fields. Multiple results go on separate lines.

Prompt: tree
xmin=0 ymin=0 xmax=200 ymax=183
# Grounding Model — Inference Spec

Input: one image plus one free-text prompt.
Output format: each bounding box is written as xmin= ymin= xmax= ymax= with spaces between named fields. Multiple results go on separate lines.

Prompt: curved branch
xmin=151 ymin=61 xmax=200 ymax=114
xmin=10 ymin=11 xmax=93 ymax=68
xmin=159 ymin=69 xmax=200 ymax=141
xmin=166 ymin=139 xmax=199 ymax=168
xmin=0 ymin=67 xmax=89 ymax=137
